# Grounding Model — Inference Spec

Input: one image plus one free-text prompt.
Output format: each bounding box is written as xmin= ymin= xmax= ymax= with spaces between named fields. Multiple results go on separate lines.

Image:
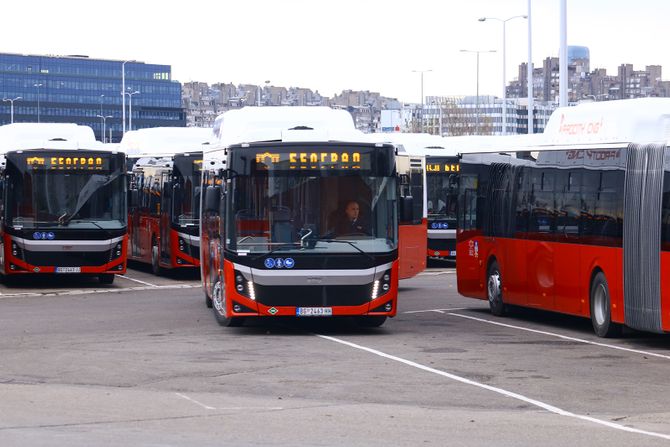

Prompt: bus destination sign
xmin=254 ymin=150 xmax=367 ymax=171
xmin=26 ymin=155 xmax=109 ymax=171
xmin=426 ymin=162 xmax=460 ymax=173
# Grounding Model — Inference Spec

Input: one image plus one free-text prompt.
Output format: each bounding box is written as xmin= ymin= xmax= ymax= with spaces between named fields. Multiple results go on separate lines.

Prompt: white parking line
xmin=404 ymin=307 xmax=468 ymax=314
xmin=447 ymin=312 xmax=670 ymax=361
xmin=175 ymin=393 xmax=284 ymax=412
xmin=118 ymin=275 xmax=159 ymax=287
xmin=0 ymin=284 xmax=200 ymax=299
xmin=317 ymin=334 xmax=670 ymax=441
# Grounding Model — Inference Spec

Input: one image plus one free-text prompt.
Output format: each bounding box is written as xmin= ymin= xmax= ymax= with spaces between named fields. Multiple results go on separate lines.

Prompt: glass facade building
xmin=0 ymin=53 xmax=185 ymax=142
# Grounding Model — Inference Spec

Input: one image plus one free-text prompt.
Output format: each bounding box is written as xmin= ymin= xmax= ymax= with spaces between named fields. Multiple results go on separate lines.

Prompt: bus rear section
xmin=1 ymin=149 xmax=127 ymax=283
xmin=425 ymin=156 xmax=459 ymax=260
xmin=456 ymin=98 xmax=670 ymax=337
xmin=127 ymin=152 xmax=202 ymax=273
xmin=396 ymin=153 xmax=427 ymax=279
xmin=202 ymin=140 xmax=402 ymax=328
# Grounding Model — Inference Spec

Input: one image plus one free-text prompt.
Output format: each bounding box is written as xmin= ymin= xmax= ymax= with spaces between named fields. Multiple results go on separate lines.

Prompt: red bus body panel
xmin=398 ymin=218 xmax=427 ymax=280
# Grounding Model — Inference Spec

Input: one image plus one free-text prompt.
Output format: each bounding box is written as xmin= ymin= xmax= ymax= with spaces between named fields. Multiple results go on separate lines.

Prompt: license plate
xmin=55 ymin=267 xmax=81 ymax=273
xmin=296 ymin=307 xmax=333 ymax=317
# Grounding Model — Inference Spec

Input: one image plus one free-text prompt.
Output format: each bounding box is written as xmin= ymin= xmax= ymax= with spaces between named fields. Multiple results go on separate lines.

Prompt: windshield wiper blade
xmin=318 ymin=239 xmax=376 ymax=262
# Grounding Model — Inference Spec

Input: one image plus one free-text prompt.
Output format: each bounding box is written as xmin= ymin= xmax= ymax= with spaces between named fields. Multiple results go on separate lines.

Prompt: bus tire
xmin=212 ymin=278 xmax=244 ymax=327
xmin=590 ymin=271 xmax=621 ymax=338
xmin=98 ymin=274 xmax=115 ymax=285
xmin=355 ymin=316 xmax=387 ymax=327
xmin=487 ymin=260 xmax=506 ymax=316
xmin=151 ymin=238 xmax=163 ymax=276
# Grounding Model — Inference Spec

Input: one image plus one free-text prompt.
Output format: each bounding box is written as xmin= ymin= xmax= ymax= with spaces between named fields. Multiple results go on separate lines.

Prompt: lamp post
xmin=479 ymin=15 xmax=527 ymax=135
xmin=96 ymin=115 xmax=113 ymax=143
xmin=460 ymin=49 xmax=496 ymax=134
xmin=412 ymin=69 xmax=432 ymax=132
xmin=3 ymin=97 xmax=22 ymax=124
xmin=33 ymin=83 xmax=43 ymax=123
xmin=121 ymin=60 xmax=135 ymax=135
xmin=124 ymin=90 xmax=140 ymax=131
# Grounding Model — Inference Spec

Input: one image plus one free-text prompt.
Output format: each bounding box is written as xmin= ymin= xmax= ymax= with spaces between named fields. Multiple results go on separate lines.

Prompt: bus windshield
xmin=171 ymin=153 xmax=202 ymax=231
xmin=225 ymin=144 xmax=397 ymax=255
xmin=426 ymin=157 xmax=459 ymax=226
xmin=5 ymin=152 xmax=126 ymax=230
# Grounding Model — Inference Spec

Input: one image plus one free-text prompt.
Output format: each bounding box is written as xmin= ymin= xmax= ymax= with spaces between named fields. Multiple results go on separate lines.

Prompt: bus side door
xmin=526 ymin=168 xmax=555 ymax=308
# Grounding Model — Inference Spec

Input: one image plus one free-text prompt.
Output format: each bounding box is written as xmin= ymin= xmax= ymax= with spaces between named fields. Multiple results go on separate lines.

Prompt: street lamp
xmin=124 ymin=90 xmax=140 ymax=131
xmin=121 ymin=60 xmax=136 ymax=135
xmin=479 ymin=15 xmax=527 ymax=135
xmin=3 ymin=97 xmax=22 ymax=124
xmin=33 ymin=83 xmax=43 ymax=123
xmin=96 ymin=114 xmax=113 ymax=143
xmin=412 ymin=69 xmax=432 ymax=132
xmin=460 ymin=49 xmax=496 ymax=134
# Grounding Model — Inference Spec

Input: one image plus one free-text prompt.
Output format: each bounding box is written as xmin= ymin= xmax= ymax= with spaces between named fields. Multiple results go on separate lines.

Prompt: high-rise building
xmin=0 ymin=53 xmax=185 ymax=142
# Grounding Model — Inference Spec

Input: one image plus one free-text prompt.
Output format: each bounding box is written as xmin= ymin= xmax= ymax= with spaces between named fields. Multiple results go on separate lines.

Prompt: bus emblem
xmin=268 ymin=307 xmax=279 ymax=315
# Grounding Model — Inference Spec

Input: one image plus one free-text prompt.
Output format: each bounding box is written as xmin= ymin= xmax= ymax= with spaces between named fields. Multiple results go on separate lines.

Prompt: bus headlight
xmin=371 ymin=269 xmax=392 ymax=300
xmin=234 ymin=270 xmax=256 ymax=300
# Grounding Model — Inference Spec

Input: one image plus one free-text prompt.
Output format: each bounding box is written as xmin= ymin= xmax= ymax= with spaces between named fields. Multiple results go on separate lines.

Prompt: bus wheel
xmin=212 ymin=278 xmax=244 ymax=327
xmin=98 ymin=274 xmax=115 ymax=285
xmin=590 ymin=272 xmax=621 ymax=338
xmin=487 ymin=260 xmax=506 ymax=316
xmin=151 ymin=239 xmax=163 ymax=276
xmin=355 ymin=316 xmax=387 ymax=327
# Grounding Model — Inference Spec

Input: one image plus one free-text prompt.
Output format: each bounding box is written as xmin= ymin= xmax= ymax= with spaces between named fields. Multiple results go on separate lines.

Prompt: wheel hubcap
xmin=594 ymin=283 xmax=607 ymax=326
xmin=488 ymin=271 xmax=501 ymax=304
xmin=212 ymin=281 xmax=226 ymax=317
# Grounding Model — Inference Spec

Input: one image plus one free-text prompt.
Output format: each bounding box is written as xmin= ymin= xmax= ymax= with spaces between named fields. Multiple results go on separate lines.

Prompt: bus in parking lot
xmin=0 ymin=123 xmax=127 ymax=283
xmin=121 ymin=127 xmax=211 ymax=274
xmin=457 ymin=98 xmax=670 ymax=337
xmin=201 ymin=107 xmax=414 ymax=327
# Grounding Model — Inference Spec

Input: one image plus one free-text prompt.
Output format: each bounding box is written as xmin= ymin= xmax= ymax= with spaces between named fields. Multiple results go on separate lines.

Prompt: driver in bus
xmin=332 ymin=200 xmax=371 ymax=236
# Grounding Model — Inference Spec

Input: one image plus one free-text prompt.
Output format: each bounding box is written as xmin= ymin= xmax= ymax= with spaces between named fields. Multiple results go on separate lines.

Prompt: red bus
xmin=368 ymin=133 xmax=429 ymax=277
xmin=0 ymin=123 xmax=127 ymax=283
xmin=457 ymin=98 xmax=670 ymax=337
xmin=201 ymin=107 xmax=416 ymax=327
xmin=122 ymin=127 xmax=211 ymax=274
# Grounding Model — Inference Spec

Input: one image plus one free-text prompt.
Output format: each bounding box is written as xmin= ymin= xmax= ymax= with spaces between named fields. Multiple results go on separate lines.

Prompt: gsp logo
xmin=264 ymin=258 xmax=295 ymax=269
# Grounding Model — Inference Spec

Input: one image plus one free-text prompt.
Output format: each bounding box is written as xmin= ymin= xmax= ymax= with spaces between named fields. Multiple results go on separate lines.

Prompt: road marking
xmin=0 ymin=284 xmax=200 ymax=299
xmin=118 ymin=275 xmax=159 ymax=287
xmin=447 ymin=312 xmax=670 ymax=361
xmin=175 ymin=393 xmax=283 ymax=412
xmin=317 ymin=334 xmax=670 ymax=441
xmin=175 ymin=392 xmax=216 ymax=410
xmin=418 ymin=270 xmax=455 ymax=276
xmin=404 ymin=307 xmax=468 ymax=314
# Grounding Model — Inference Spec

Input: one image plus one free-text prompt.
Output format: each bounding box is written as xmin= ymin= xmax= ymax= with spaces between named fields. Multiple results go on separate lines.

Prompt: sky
xmin=3 ymin=0 xmax=669 ymax=103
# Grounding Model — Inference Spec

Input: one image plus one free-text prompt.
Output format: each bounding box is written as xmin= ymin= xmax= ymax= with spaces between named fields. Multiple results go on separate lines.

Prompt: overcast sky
xmin=3 ymin=0 xmax=668 ymax=103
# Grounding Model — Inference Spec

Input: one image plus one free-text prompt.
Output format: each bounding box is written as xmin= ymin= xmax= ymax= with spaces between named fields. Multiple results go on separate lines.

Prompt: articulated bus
xmin=201 ymin=107 xmax=416 ymax=327
xmin=0 ymin=123 xmax=127 ymax=283
xmin=457 ymin=98 xmax=670 ymax=337
xmin=121 ymin=127 xmax=211 ymax=274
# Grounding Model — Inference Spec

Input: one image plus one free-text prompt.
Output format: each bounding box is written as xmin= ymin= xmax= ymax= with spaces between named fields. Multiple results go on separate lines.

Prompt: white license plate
xmin=296 ymin=307 xmax=333 ymax=317
xmin=55 ymin=267 xmax=81 ymax=273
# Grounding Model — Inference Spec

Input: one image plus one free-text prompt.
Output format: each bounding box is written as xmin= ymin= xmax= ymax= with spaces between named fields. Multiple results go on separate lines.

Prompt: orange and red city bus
xmin=121 ymin=127 xmax=211 ymax=274
xmin=0 ymin=123 xmax=127 ymax=283
xmin=457 ymin=98 xmax=670 ymax=337
xmin=201 ymin=107 xmax=415 ymax=327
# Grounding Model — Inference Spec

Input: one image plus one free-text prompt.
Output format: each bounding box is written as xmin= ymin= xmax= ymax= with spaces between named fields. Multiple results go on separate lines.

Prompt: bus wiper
xmin=318 ymin=239 xmax=376 ymax=262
